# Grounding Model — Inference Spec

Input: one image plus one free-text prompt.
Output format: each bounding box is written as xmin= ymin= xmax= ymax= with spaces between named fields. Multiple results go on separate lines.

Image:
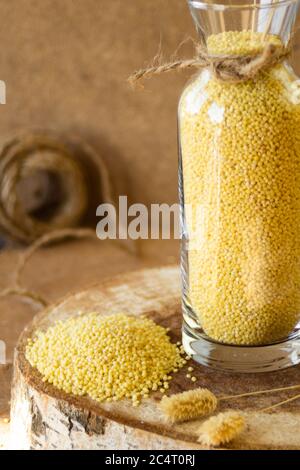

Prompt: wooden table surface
xmin=0 ymin=238 xmax=179 ymax=449
xmin=9 ymin=267 xmax=300 ymax=450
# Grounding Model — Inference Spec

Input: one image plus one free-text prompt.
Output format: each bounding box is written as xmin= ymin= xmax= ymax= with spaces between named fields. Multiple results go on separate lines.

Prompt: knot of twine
xmin=129 ymin=42 xmax=291 ymax=85
xmin=0 ymin=132 xmax=113 ymax=243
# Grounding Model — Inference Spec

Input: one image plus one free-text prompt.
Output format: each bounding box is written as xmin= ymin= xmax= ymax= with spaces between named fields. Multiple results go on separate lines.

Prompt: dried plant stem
xmin=260 ymin=393 xmax=300 ymax=412
xmin=220 ymin=384 xmax=300 ymax=401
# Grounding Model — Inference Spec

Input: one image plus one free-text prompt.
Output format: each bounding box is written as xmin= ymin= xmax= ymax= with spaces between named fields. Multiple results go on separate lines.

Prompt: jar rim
xmin=188 ymin=0 xmax=299 ymax=12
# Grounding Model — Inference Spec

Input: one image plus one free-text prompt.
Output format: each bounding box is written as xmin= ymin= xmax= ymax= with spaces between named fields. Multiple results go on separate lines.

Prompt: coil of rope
xmin=0 ymin=131 xmax=113 ymax=243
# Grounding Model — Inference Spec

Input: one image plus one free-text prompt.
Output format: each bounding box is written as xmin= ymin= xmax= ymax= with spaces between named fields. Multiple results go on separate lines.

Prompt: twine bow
xmin=129 ymin=42 xmax=291 ymax=85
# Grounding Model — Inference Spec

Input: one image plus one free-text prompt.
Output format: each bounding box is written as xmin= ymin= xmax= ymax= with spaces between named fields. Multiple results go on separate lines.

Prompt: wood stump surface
xmin=10 ymin=267 xmax=300 ymax=450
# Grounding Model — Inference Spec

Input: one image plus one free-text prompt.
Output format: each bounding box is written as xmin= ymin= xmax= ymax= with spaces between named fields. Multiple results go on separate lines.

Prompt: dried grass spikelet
xmin=198 ymin=411 xmax=245 ymax=447
xmin=159 ymin=388 xmax=218 ymax=423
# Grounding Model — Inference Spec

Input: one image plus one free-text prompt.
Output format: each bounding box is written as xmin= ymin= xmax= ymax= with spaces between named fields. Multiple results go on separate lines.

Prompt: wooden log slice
xmin=10 ymin=267 xmax=300 ymax=450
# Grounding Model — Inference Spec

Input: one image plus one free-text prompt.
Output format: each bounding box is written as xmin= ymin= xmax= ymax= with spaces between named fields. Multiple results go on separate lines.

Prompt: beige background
xmin=0 ymin=0 xmax=300 ymax=448
xmin=0 ymin=1 xmax=193 ymax=405
xmin=0 ymin=0 xmax=299 ymax=207
xmin=0 ymin=0 xmax=299 ymax=351
xmin=0 ymin=0 xmax=194 ymax=208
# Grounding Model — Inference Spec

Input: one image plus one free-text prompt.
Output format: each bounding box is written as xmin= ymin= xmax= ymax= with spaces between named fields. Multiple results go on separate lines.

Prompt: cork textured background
xmin=0 ymin=0 xmax=299 ymax=207
xmin=0 ymin=0 xmax=194 ymax=208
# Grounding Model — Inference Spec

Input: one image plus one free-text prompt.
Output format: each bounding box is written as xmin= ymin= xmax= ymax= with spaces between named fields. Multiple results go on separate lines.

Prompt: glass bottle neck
xmin=188 ymin=0 xmax=299 ymax=47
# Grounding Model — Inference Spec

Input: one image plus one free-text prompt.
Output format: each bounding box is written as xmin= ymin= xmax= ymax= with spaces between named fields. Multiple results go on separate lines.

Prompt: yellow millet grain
xmin=25 ymin=313 xmax=186 ymax=404
xmin=207 ymin=30 xmax=282 ymax=56
xmin=179 ymin=31 xmax=300 ymax=345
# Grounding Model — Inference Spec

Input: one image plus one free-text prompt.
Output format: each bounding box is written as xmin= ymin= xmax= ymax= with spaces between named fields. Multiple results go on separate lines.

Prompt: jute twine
xmin=0 ymin=131 xmax=113 ymax=243
xmin=130 ymin=36 xmax=300 ymax=412
xmin=129 ymin=42 xmax=291 ymax=85
xmin=0 ymin=131 xmax=118 ymax=308
xmin=0 ymin=227 xmax=98 ymax=308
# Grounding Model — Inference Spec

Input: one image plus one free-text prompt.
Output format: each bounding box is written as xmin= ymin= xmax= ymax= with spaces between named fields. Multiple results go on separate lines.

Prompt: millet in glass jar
xmin=179 ymin=31 xmax=300 ymax=345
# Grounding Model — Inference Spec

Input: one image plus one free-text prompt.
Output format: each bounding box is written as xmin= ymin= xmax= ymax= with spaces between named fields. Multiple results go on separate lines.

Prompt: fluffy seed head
xmin=198 ymin=411 xmax=246 ymax=447
xmin=159 ymin=388 xmax=218 ymax=423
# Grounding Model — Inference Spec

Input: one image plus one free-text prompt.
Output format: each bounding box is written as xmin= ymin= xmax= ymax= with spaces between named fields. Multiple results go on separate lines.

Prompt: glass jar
xmin=180 ymin=0 xmax=300 ymax=372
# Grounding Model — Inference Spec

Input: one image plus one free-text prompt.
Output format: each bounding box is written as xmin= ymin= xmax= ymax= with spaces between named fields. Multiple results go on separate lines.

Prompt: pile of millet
xmin=26 ymin=313 xmax=187 ymax=405
xmin=179 ymin=31 xmax=300 ymax=345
